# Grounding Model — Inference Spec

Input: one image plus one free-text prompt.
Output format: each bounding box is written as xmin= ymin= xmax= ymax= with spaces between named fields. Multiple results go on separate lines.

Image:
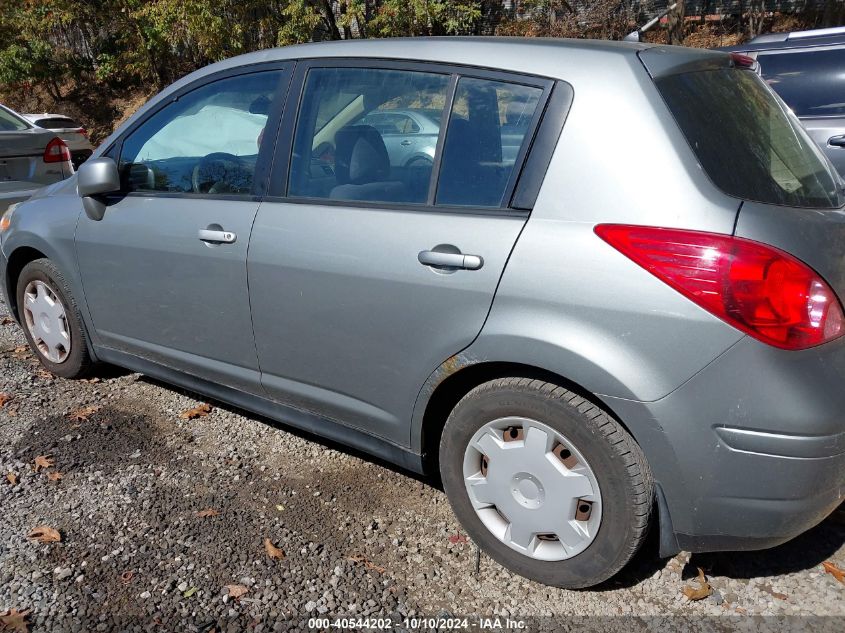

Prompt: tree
xmin=666 ymin=0 xmax=685 ymax=45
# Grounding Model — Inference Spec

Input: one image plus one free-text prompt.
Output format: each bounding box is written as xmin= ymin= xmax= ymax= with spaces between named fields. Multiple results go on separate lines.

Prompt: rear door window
xmin=288 ymin=67 xmax=451 ymax=204
xmin=757 ymin=48 xmax=845 ymax=118
xmin=656 ymin=68 xmax=843 ymax=209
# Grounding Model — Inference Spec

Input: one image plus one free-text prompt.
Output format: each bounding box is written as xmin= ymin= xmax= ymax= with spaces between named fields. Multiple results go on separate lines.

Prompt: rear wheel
xmin=16 ymin=258 xmax=92 ymax=379
xmin=439 ymin=377 xmax=652 ymax=588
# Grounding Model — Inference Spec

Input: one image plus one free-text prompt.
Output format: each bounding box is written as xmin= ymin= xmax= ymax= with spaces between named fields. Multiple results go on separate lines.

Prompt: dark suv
xmin=723 ymin=26 xmax=845 ymax=177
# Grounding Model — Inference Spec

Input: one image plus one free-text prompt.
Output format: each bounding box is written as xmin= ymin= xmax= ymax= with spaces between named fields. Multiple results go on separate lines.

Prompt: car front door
xmin=248 ymin=61 xmax=553 ymax=445
xmin=75 ymin=64 xmax=291 ymax=393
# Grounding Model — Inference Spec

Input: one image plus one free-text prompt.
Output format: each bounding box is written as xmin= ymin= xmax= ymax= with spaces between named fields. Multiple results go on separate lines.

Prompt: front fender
xmin=0 ymin=191 xmax=99 ymax=350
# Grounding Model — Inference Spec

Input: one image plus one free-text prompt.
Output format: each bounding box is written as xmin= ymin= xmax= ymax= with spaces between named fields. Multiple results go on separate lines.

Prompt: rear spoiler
xmin=638 ymin=46 xmax=752 ymax=79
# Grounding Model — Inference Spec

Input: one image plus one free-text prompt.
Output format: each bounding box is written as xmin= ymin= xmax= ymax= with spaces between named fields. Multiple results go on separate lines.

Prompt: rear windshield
xmin=0 ymin=107 xmax=30 ymax=132
xmin=656 ymin=68 xmax=843 ymax=209
xmin=34 ymin=117 xmax=79 ymax=129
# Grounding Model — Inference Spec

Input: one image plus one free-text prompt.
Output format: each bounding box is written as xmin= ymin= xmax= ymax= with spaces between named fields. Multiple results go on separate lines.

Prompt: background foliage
xmin=0 ymin=1 xmax=841 ymax=141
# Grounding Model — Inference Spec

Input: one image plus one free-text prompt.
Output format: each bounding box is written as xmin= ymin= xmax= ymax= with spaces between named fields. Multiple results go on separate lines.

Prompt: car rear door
xmin=756 ymin=46 xmax=845 ymax=177
xmin=75 ymin=63 xmax=292 ymax=393
xmin=247 ymin=60 xmax=564 ymax=446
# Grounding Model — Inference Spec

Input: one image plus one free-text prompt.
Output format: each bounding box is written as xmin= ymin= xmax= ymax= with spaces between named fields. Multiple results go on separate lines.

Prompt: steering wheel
xmin=192 ymin=152 xmax=243 ymax=194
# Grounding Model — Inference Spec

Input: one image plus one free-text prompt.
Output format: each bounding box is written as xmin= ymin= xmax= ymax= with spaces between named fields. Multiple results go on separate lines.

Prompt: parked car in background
xmin=360 ymin=108 xmax=440 ymax=168
xmin=722 ymin=26 xmax=845 ymax=178
xmin=0 ymin=104 xmax=73 ymax=211
xmin=23 ymin=113 xmax=94 ymax=170
xmin=2 ymin=39 xmax=845 ymax=589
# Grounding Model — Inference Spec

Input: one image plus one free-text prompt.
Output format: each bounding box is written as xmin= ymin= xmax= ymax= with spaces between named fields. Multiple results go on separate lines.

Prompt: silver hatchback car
xmin=1 ymin=39 xmax=844 ymax=589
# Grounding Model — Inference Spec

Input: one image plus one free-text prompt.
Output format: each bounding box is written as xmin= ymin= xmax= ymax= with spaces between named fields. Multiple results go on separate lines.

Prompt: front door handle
xmin=400 ymin=139 xmax=413 ymax=146
xmin=418 ymin=250 xmax=484 ymax=270
xmin=198 ymin=229 xmax=237 ymax=244
xmin=829 ymin=135 xmax=845 ymax=148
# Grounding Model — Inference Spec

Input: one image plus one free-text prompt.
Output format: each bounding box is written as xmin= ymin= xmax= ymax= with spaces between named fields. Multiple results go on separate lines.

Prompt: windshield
xmin=656 ymin=68 xmax=844 ymax=209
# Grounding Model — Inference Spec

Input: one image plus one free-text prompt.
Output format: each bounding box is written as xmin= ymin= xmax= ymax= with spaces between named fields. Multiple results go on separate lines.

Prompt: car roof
xmin=184 ymin=37 xmax=723 ymax=84
xmin=717 ymin=30 xmax=845 ymax=53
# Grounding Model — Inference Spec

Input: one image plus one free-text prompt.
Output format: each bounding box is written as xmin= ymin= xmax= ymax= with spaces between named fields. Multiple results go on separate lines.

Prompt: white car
xmin=23 ymin=113 xmax=94 ymax=169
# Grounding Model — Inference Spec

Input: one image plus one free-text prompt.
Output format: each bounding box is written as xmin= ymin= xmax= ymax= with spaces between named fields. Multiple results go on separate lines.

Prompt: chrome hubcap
xmin=23 ymin=280 xmax=71 ymax=364
xmin=463 ymin=416 xmax=602 ymax=561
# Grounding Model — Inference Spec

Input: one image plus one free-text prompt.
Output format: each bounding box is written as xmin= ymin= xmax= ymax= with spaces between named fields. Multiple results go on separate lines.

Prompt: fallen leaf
xmin=448 ymin=534 xmax=468 ymax=544
xmin=82 ymin=377 xmax=101 ymax=384
xmin=46 ymin=472 xmax=64 ymax=482
xmin=179 ymin=403 xmax=212 ymax=419
xmin=682 ymin=567 xmax=713 ymax=601
xmin=35 ymin=368 xmax=53 ymax=380
xmin=264 ymin=537 xmax=285 ymax=560
xmin=11 ymin=345 xmax=30 ymax=360
xmin=347 ymin=553 xmax=386 ymax=574
xmin=194 ymin=508 xmax=220 ymax=518
xmin=68 ymin=405 xmax=100 ymax=422
xmin=0 ymin=393 xmax=12 ymax=407
xmin=0 ymin=608 xmax=31 ymax=632
xmin=183 ymin=587 xmax=198 ymax=598
xmin=120 ymin=570 xmax=134 ymax=584
xmin=275 ymin=504 xmax=284 ymax=512
xmin=0 ymin=316 xmax=13 ymax=325
xmin=33 ymin=455 xmax=53 ymax=472
xmin=27 ymin=525 xmax=61 ymax=544
xmin=225 ymin=584 xmax=248 ymax=599
xmin=6 ymin=472 xmax=17 ymax=485
xmin=772 ymin=592 xmax=788 ymax=600
xmin=823 ymin=561 xmax=845 ymax=584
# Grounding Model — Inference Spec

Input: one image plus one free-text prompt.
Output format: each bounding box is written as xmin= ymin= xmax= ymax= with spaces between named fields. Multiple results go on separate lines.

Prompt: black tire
xmin=439 ymin=377 xmax=653 ymax=588
xmin=16 ymin=258 xmax=93 ymax=379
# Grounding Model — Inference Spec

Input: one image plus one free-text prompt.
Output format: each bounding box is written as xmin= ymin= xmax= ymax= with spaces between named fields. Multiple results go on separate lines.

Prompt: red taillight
xmin=77 ymin=127 xmax=88 ymax=138
xmin=595 ymin=224 xmax=845 ymax=350
xmin=43 ymin=137 xmax=71 ymax=163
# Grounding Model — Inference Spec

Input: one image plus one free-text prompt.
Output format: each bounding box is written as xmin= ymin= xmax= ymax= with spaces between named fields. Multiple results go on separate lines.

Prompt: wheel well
xmin=5 ymin=247 xmax=47 ymax=321
xmin=420 ymin=361 xmax=633 ymax=474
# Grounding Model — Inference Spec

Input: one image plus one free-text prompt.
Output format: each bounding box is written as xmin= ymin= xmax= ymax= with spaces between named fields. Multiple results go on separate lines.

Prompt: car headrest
xmin=334 ymin=125 xmax=390 ymax=185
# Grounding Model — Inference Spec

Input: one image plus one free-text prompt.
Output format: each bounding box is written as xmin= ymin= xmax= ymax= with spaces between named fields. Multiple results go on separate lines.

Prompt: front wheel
xmin=439 ymin=378 xmax=653 ymax=588
xmin=16 ymin=258 xmax=92 ymax=379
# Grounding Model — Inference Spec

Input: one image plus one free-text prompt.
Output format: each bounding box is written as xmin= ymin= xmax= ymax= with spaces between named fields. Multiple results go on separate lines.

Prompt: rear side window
xmin=34 ymin=117 xmax=80 ymax=130
xmin=757 ymin=48 xmax=845 ymax=118
xmin=657 ymin=68 xmax=843 ymax=209
xmin=437 ymin=78 xmax=542 ymax=207
xmin=0 ymin=107 xmax=29 ymax=132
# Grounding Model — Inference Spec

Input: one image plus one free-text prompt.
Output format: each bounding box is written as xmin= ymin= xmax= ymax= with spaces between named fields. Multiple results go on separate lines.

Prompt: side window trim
xmin=266 ymin=58 xmax=555 ymax=212
xmin=510 ymin=80 xmax=574 ymax=210
xmin=103 ymin=61 xmax=293 ymax=200
xmin=426 ymin=74 xmax=459 ymax=205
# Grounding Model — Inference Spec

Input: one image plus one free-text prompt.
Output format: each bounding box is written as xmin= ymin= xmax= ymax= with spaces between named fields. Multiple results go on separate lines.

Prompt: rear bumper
xmin=604 ymin=336 xmax=845 ymax=554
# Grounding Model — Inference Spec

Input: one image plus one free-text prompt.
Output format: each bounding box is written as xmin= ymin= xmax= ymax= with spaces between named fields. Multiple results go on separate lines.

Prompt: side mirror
xmin=77 ymin=157 xmax=120 ymax=221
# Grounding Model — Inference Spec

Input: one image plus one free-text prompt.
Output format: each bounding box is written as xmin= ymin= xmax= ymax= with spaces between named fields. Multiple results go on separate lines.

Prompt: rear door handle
xmin=418 ymin=250 xmax=483 ymax=270
xmin=198 ymin=229 xmax=237 ymax=244
xmin=400 ymin=139 xmax=413 ymax=146
xmin=829 ymin=135 xmax=845 ymax=148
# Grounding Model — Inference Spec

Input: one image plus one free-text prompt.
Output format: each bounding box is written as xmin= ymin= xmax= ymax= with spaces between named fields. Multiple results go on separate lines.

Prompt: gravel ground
xmin=1 ymin=294 xmax=844 ymax=632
